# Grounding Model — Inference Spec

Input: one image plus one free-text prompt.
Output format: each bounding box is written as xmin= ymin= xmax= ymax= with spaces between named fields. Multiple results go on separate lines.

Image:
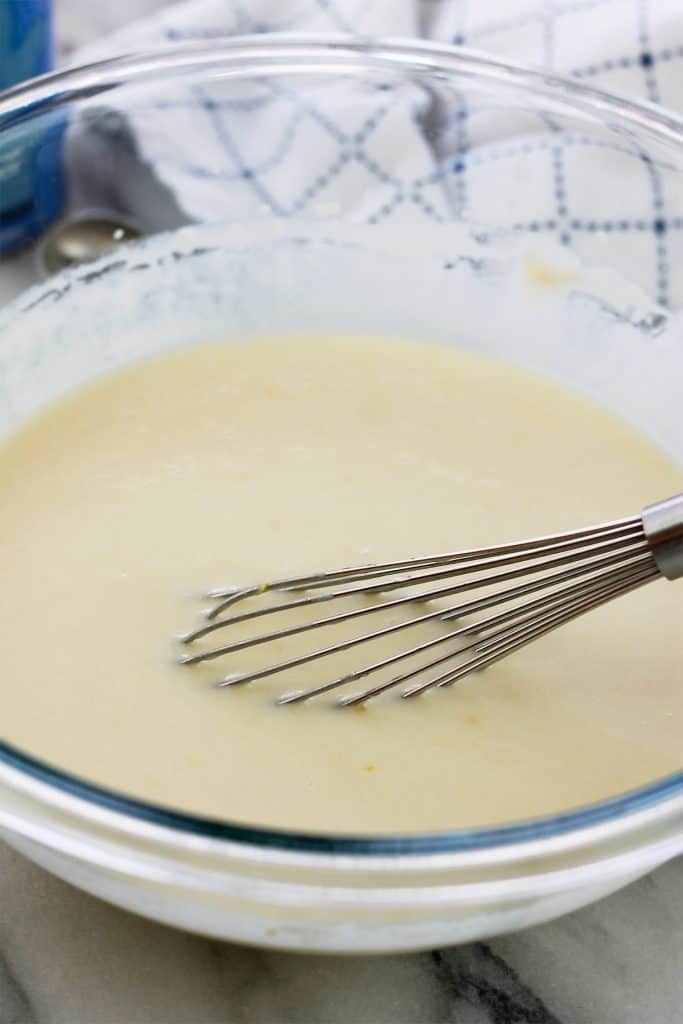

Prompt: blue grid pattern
xmin=73 ymin=0 xmax=683 ymax=307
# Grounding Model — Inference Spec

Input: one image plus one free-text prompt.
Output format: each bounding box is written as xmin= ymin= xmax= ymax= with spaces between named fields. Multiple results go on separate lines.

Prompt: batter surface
xmin=0 ymin=336 xmax=681 ymax=832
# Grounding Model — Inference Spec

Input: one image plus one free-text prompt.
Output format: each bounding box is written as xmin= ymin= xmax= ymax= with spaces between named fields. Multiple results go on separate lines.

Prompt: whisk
xmin=179 ymin=494 xmax=683 ymax=706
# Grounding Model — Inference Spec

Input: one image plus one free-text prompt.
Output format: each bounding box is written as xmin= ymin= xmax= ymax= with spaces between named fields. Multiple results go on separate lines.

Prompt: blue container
xmin=0 ymin=0 xmax=64 ymax=252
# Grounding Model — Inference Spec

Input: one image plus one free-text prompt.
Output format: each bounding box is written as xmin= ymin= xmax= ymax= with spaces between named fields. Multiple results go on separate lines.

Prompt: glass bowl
xmin=0 ymin=37 xmax=682 ymax=953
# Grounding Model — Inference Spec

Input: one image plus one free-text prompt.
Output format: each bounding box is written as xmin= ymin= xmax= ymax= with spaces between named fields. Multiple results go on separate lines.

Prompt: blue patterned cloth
xmin=72 ymin=0 xmax=683 ymax=307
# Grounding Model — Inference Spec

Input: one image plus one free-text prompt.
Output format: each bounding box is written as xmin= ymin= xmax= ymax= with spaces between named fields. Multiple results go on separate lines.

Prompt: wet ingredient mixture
xmin=0 ymin=336 xmax=681 ymax=832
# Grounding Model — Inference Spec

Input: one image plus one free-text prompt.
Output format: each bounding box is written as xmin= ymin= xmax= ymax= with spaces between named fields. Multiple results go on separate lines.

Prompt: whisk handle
xmin=642 ymin=493 xmax=683 ymax=580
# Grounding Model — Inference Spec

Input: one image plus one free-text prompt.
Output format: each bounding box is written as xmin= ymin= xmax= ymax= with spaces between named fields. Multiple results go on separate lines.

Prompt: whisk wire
xmin=180 ymin=544 xmax=651 ymax=670
xmin=178 ymin=495 xmax=683 ymax=706
xmin=185 ymin=527 xmax=646 ymax=646
xmin=292 ymin=560 xmax=657 ymax=706
xmin=205 ymin=514 xmax=642 ymax=618
xmin=402 ymin=564 xmax=659 ymax=699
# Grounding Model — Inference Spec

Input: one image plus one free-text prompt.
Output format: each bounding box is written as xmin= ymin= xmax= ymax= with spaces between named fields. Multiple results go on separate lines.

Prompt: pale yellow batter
xmin=0 ymin=335 xmax=681 ymax=832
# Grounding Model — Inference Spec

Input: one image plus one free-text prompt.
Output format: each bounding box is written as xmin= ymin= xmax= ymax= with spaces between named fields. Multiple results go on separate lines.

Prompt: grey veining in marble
xmin=0 ymin=3 xmax=681 ymax=1022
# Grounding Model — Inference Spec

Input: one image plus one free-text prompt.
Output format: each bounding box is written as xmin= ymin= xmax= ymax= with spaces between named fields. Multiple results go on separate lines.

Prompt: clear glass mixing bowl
xmin=0 ymin=37 xmax=681 ymax=952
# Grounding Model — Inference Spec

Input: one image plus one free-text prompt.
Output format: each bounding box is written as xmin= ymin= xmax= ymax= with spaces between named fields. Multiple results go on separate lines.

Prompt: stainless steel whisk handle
xmin=642 ymin=493 xmax=683 ymax=580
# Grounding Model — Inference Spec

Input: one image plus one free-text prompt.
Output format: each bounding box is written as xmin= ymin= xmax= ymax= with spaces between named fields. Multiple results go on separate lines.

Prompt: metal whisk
xmin=179 ymin=494 xmax=683 ymax=706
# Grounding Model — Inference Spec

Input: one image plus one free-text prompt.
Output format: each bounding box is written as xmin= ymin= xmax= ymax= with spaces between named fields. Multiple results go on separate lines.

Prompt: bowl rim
xmin=2 ymin=737 xmax=683 ymax=860
xmin=0 ymin=34 xmax=682 ymax=859
xmin=1 ymin=32 xmax=683 ymax=141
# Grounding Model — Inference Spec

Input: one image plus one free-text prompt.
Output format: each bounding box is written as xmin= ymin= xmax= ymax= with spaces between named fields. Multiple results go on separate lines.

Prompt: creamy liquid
xmin=0 ymin=336 xmax=681 ymax=833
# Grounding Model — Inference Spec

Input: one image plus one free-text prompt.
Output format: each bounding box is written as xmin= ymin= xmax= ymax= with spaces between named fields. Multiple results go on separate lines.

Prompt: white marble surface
xmin=0 ymin=4 xmax=681 ymax=1022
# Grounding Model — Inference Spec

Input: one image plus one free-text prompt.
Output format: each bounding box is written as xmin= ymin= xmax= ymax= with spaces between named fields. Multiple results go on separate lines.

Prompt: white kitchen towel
xmin=70 ymin=0 xmax=683 ymax=307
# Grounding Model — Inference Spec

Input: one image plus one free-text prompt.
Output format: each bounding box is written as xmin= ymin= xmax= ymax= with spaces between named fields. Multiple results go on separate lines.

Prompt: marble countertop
xmin=0 ymin=841 xmax=680 ymax=1024
xmin=0 ymin=4 xmax=681 ymax=1021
